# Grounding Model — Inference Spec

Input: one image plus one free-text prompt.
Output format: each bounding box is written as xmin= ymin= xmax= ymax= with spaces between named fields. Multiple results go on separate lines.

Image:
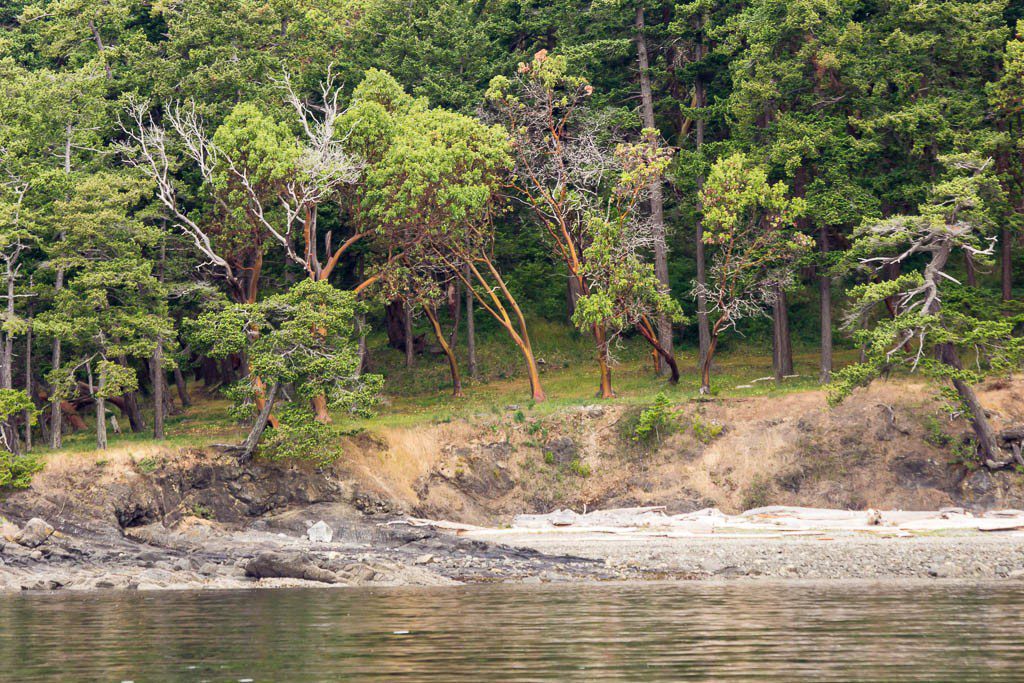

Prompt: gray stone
xmin=307 ymin=520 xmax=333 ymax=543
xmin=544 ymin=437 xmax=578 ymax=466
xmin=14 ymin=518 xmax=54 ymax=548
xmin=245 ymin=552 xmax=339 ymax=584
xmin=198 ymin=562 xmax=221 ymax=576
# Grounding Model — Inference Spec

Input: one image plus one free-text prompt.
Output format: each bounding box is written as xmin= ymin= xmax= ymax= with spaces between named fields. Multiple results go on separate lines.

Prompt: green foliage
xmin=0 ymin=451 xmax=41 ymax=489
xmin=632 ymin=392 xmax=675 ymax=444
xmin=258 ymin=406 xmax=340 ymax=467
xmin=691 ymin=416 xmax=724 ymax=444
xmin=923 ymin=415 xmax=952 ymax=448
xmin=189 ymin=279 xmax=382 ymax=458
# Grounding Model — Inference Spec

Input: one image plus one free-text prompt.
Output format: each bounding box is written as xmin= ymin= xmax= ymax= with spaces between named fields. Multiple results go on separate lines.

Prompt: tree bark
xmin=695 ymin=75 xmax=711 ymax=371
xmin=239 ymin=381 xmax=279 ymax=461
xmin=1002 ymin=226 xmax=1013 ymax=301
xmin=424 ymin=305 xmax=463 ymax=397
xmin=700 ymin=332 xmax=719 ymax=395
xmin=772 ymin=286 xmax=794 ymax=380
xmin=23 ymin=304 xmax=32 ymax=451
xmin=96 ymin=366 xmax=107 ymax=451
xmin=118 ymin=357 xmax=145 ymax=433
xmin=151 ymin=342 xmax=165 ymax=439
xmin=173 ymin=366 xmax=191 ymax=407
xmin=635 ymin=5 xmax=675 ymax=375
xmin=937 ymin=343 xmax=999 ymax=464
xmin=964 ymin=253 xmax=977 ymax=288
xmin=637 ymin=317 xmax=680 ymax=384
xmin=819 ymin=228 xmax=833 ymax=383
xmin=594 ymin=324 xmax=614 ymax=398
xmin=465 ymin=266 xmax=478 ymax=380
xmin=403 ymin=300 xmax=415 ymax=368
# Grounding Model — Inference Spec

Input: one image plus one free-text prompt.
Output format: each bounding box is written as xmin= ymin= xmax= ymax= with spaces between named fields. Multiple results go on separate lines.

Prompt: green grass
xmin=44 ymin=319 xmax=861 ymax=456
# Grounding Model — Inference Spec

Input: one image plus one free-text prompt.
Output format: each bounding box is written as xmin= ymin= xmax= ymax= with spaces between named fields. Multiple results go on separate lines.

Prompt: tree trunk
xmin=424 ymin=305 xmax=463 ymax=397
xmin=118 ymin=358 xmax=145 ymax=433
xmin=637 ymin=317 xmax=680 ymax=384
xmin=239 ymin=381 xmax=279 ymax=461
xmin=311 ymin=394 xmax=332 ymax=423
xmin=695 ymin=74 xmax=711 ymax=370
xmin=964 ymin=253 xmax=977 ymax=288
xmin=23 ymin=308 xmax=32 ymax=450
xmin=937 ymin=343 xmax=999 ymax=464
xmin=700 ymin=333 xmax=719 ymax=395
xmin=594 ymin=325 xmax=614 ymax=398
xmin=447 ymin=281 xmax=461 ymax=350
xmin=384 ymin=300 xmax=407 ymax=350
xmin=819 ymin=228 xmax=833 ymax=383
xmin=2 ymin=266 xmax=14 ymax=391
xmin=465 ymin=267 xmax=478 ymax=380
xmin=772 ymin=286 xmax=794 ymax=380
xmin=1002 ymin=226 xmax=1013 ymax=301
xmin=635 ymin=5 xmax=675 ymax=375
xmin=566 ymin=276 xmax=582 ymax=320
xmin=404 ymin=301 xmax=415 ymax=368
xmin=173 ymin=366 xmax=191 ymax=407
xmin=96 ymin=367 xmax=107 ymax=451
xmin=152 ymin=341 xmax=165 ymax=440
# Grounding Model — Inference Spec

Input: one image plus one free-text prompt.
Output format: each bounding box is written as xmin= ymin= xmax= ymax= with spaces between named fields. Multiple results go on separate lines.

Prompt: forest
xmin=1 ymin=0 xmax=1023 ymax=481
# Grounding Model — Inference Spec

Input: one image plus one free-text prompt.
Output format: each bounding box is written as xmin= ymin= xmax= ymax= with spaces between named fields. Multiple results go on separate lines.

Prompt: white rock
xmin=307 ymin=520 xmax=333 ymax=543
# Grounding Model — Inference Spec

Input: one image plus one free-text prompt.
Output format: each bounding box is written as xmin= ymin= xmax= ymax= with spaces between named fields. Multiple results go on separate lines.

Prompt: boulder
xmin=244 ymin=552 xmax=339 ymax=584
xmin=14 ymin=518 xmax=54 ymax=548
xmin=307 ymin=520 xmax=334 ymax=543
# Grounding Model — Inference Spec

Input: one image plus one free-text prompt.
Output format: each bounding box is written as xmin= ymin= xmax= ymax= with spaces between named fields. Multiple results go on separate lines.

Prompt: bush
xmin=259 ymin=406 xmax=341 ymax=467
xmin=632 ymin=393 xmax=675 ymax=444
xmin=692 ymin=416 xmax=724 ymax=444
xmin=0 ymin=452 xmax=42 ymax=489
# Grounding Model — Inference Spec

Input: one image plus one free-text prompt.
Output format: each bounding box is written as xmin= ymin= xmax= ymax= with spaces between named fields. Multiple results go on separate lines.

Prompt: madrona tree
xmin=696 ymin=153 xmax=810 ymax=395
xmin=362 ymin=100 xmax=549 ymax=401
xmin=831 ymin=156 xmax=1024 ymax=468
xmin=486 ymin=50 xmax=679 ymax=398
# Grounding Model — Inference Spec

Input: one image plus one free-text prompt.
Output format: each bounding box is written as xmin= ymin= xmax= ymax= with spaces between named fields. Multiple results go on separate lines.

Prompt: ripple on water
xmin=0 ymin=581 xmax=1022 ymax=681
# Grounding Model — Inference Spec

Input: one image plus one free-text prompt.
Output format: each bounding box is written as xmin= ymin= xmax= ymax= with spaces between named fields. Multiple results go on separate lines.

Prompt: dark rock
xmin=245 ymin=552 xmax=340 ymax=584
xmin=544 ymin=437 xmax=578 ymax=466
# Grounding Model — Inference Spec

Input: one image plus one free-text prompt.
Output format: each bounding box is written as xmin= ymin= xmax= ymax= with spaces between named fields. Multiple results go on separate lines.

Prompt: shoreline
xmin=3 ymin=506 xmax=1024 ymax=592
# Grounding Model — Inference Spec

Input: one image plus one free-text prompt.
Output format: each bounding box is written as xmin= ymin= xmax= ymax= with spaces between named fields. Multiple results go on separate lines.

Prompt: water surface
xmin=1 ymin=581 xmax=1022 ymax=681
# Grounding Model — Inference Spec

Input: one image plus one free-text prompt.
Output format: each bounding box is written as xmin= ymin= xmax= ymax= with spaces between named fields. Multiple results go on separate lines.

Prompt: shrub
xmin=632 ymin=393 xmax=675 ymax=444
xmin=0 ymin=452 xmax=42 ymax=489
xmin=692 ymin=416 xmax=724 ymax=444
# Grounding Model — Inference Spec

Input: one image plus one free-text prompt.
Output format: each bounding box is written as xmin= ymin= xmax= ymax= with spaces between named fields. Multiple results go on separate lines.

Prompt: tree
xmin=486 ymin=50 xmax=678 ymax=397
xmin=830 ymin=155 xmax=1024 ymax=468
xmin=988 ymin=19 xmax=1024 ymax=302
xmin=571 ymin=133 xmax=686 ymax=383
xmin=695 ymin=153 xmax=810 ymax=394
xmin=35 ymin=172 xmax=171 ymax=449
xmin=189 ymin=279 xmax=382 ymax=461
xmin=361 ymin=102 xmax=547 ymax=400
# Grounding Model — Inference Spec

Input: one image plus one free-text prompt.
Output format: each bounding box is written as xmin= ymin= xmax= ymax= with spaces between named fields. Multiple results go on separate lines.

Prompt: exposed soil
xmin=2 ymin=377 xmax=1023 ymax=591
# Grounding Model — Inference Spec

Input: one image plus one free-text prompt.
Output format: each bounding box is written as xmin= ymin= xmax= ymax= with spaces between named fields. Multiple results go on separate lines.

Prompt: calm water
xmin=1 ymin=582 xmax=1023 ymax=681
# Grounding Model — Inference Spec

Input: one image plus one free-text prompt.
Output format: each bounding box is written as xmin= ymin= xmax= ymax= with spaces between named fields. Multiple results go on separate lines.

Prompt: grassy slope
xmin=47 ymin=319 xmax=858 ymax=457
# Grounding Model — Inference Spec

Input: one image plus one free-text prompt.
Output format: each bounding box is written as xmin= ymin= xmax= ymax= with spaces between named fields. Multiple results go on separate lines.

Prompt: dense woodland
xmin=1 ymin=0 xmax=1024 ymax=479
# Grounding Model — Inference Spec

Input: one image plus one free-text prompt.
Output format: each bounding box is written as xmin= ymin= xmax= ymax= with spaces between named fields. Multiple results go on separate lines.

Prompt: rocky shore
xmin=3 ymin=501 xmax=1024 ymax=590
xmin=0 ymin=503 xmax=668 ymax=592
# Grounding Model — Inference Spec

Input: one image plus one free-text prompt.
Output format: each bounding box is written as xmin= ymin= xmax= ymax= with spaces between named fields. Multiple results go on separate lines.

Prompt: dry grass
xmin=339 ymin=422 xmax=477 ymax=507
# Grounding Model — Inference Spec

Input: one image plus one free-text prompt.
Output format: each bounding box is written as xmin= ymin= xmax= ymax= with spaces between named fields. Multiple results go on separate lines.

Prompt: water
xmin=1 ymin=582 xmax=1022 ymax=681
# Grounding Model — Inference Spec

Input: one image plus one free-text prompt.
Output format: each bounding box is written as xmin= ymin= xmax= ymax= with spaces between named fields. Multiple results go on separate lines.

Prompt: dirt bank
xmin=341 ymin=377 xmax=1024 ymax=523
xmin=2 ymin=378 xmax=1023 ymax=591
